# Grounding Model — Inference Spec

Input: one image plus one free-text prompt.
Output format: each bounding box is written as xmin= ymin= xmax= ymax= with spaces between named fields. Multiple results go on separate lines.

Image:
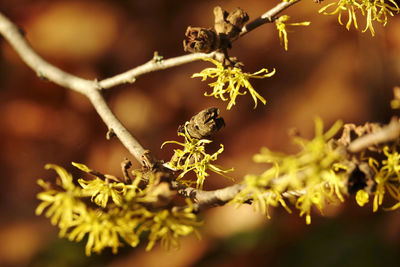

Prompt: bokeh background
xmin=1 ymin=0 xmax=400 ymax=266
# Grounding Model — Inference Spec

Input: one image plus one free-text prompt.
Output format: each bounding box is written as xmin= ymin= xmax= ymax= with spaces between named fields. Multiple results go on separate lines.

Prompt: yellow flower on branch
xmin=35 ymin=164 xmax=86 ymax=229
xmin=319 ymin=0 xmax=361 ymax=31
xmin=66 ymin=208 xmax=125 ymax=256
xmin=192 ymin=58 xmax=275 ymax=110
xmin=78 ymin=178 xmax=126 ymax=208
xmin=275 ymin=15 xmax=311 ymax=51
xmin=319 ymin=0 xmax=399 ymax=36
xmin=162 ymin=122 xmax=233 ymax=189
xmin=72 ymin=162 xmax=133 ymax=208
xmin=232 ymin=118 xmax=348 ymax=224
xmin=36 ymin=163 xmax=202 ymax=255
xmin=232 ymin=174 xmax=291 ymax=219
xmin=371 ymin=0 xmax=400 ymax=26
xmin=140 ymin=200 xmax=202 ymax=251
xmin=368 ymin=146 xmax=400 ymax=212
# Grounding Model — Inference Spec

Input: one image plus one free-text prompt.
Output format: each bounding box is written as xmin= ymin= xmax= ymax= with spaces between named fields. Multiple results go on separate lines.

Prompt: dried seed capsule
xmin=178 ymin=107 xmax=225 ymax=139
xmin=183 ymin=26 xmax=219 ymax=53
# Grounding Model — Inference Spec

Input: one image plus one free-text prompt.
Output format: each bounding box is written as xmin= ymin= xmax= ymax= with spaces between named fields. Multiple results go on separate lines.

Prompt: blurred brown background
xmin=1 ymin=0 xmax=400 ymax=266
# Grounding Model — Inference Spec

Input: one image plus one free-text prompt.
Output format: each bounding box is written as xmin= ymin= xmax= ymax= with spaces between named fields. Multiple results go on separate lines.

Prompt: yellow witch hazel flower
xmin=319 ymin=0 xmax=399 ymax=36
xmin=140 ymin=200 xmax=202 ymax=251
xmin=192 ymin=58 xmax=275 ymax=110
xmin=36 ymin=163 xmax=202 ymax=256
xmin=232 ymin=118 xmax=348 ymax=224
xmin=275 ymin=15 xmax=311 ymax=51
xmin=233 ymin=174 xmax=292 ymax=219
xmin=36 ymin=164 xmax=86 ymax=229
xmin=162 ymin=122 xmax=233 ymax=189
xmin=366 ymin=146 xmax=400 ymax=211
xmin=72 ymin=162 xmax=127 ymax=208
xmin=66 ymin=208 xmax=130 ymax=256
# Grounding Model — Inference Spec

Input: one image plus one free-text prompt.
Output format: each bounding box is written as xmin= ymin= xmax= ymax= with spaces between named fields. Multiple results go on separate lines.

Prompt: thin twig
xmin=0 ymin=13 xmax=92 ymax=95
xmin=0 ymin=12 xmax=150 ymax=165
xmin=239 ymin=0 xmax=301 ymax=38
xmin=0 ymin=12 xmax=218 ymax=166
xmin=348 ymin=118 xmax=400 ymax=153
xmin=173 ymin=181 xmax=306 ymax=212
xmin=100 ymin=0 xmax=303 ymax=89
xmin=99 ymin=1 xmax=303 ymax=89
xmin=172 ymin=182 xmax=246 ymax=210
xmin=99 ymin=52 xmax=216 ymax=89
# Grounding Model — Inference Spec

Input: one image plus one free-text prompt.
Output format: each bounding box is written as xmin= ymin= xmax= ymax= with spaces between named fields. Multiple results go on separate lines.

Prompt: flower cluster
xmin=356 ymin=146 xmax=400 ymax=211
xmin=319 ymin=0 xmax=399 ymax=36
xmin=192 ymin=58 xmax=275 ymax=110
xmin=275 ymin=15 xmax=311 ymax=51
xmin=232 ymin=118 xmax=349 ymax=224
xmin=36 ymin=163 xmax=201 ymax=255
xmin=162 ymin=122 xmax=233 ymax=189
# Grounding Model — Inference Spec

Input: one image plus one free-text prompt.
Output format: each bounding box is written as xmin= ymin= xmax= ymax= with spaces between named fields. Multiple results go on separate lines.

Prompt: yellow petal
xmin=355 ymin=189 xmax=369 ymax=207
xmin=72 ymin=162 xmax=92 ymax=173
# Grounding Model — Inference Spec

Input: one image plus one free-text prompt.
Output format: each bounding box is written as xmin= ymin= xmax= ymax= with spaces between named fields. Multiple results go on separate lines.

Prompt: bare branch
xmin=348 ymin=118 xmax=400 ymax=153
xmin=239 ymin=0 xmax=301 ymax=38
xmin=0 ymin=11 xmax=225 ymax=167
xmin=172 ymin=182 xmax=246 ymax=210
xmin=173 ymin=181 xmax=307 ymax=212
xmin=99 ymin=52 xmax=216 ymax=89
xmin=0 ymin=13 xmax=93 ymax=95
xmin=0 ymin=12 xmax=152 ymax=165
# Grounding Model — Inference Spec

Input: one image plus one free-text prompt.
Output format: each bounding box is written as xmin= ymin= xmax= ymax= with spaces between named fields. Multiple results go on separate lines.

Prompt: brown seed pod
xmin=178 ymin=107 xmax=225 ymax=139
xmin=183 ymin=26 xmax=219 ymax=53
xmin=183 ymin=6 xmax=249 ymax=53
xmin=214 ymin=6 xmax=249 ymax=39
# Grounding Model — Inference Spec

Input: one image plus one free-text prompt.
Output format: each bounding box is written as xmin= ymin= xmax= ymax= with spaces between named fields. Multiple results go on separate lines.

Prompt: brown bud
xmin=213 ymin=6 xmax=248 ymax=39
xmin=226 ymin=8 xmax=249 ymax=31
xmin=214 ymin=6 xmax=232 ymax=35
xmin=183 ymin=26 xmax=219 ymax=53
xmin=178 ymin=107 xmax=225 ymax=139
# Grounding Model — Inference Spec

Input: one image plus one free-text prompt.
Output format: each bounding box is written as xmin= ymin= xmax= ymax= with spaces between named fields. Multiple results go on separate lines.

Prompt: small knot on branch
xmin=106 ymin=128 xmax=116 ymax=140
xmin=152 ymin=51 xmax=164 ymax=63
